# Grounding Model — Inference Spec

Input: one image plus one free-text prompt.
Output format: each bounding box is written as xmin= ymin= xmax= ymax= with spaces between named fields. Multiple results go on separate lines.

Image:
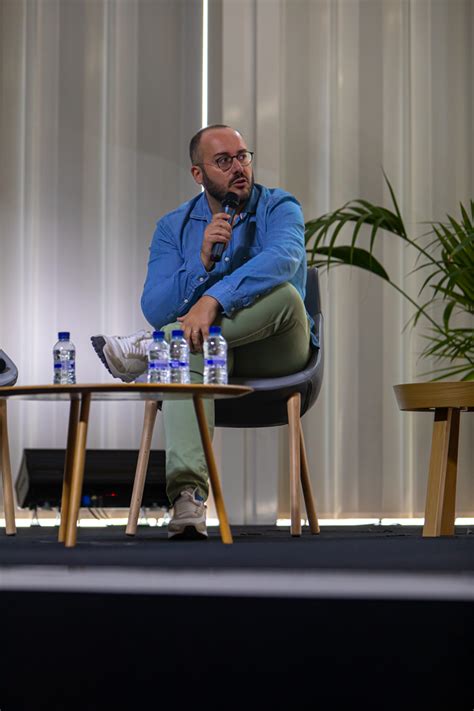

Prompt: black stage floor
xmin=0 ymin=526 xmax=473 ymax=710
xmin=0 ymin=523 xmax=473 ymax=572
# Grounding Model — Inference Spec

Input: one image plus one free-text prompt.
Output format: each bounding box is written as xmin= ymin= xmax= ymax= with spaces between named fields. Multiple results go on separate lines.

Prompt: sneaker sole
xmin=168 ymin=525 xmax=208 ymax=541
xmin=90 ymin=336 xmax=114 ymax=377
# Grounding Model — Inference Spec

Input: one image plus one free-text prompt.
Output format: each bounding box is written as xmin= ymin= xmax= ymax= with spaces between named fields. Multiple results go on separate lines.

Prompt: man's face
xmin=192 ymin=128 xmax=254 ymax=206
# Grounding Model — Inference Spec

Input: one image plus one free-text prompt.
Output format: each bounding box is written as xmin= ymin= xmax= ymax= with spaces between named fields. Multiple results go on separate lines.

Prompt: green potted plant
xmin=304 ymin=175 xmax=474 ymax=381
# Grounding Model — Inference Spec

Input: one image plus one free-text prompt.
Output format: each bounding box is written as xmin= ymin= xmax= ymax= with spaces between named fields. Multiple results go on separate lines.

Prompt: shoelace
xmin=174 ymin=491 xmax=206 ymax=517
xmin=116 ymin=333 xmax=151 ymax=357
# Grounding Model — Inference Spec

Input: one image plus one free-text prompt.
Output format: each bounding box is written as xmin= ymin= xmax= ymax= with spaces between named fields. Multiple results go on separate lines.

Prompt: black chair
xmin=0 ymin=350 xmax=18 ymax=387
xmin=215 ymin=266 xmax=323 ymax=535
xmin=126 ymin=268 xmax=323 ymax=538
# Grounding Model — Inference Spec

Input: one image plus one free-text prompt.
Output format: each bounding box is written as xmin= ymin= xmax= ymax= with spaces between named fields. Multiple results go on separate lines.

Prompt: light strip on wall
xmin=277 ymin=518 xmax=474 ymax=527
xmin=3 ymin=517 xmax=474 ymax=529
xmin=202 ymin=0 xmax=208 ymax=128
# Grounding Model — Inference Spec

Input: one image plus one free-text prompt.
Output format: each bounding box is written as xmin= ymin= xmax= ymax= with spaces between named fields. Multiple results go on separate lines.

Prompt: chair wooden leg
xmin=58 ymin=398 xmax=80 ymax=542
xmin=65 ymin=394 xmax=91 ymax=548
xmin=193 ymin=395 xmax=233 ymax=544
xmin=300 ymin=423 xmax=320 ymax=534
xmin=0 ymin=399 xmax=16 ymax=535
xmin=126 ymin=400 xmax=159 ymax=536
xmin=287 ymin=393 xmax=301 ymax=536
xmin=423 ymin=407 xmax=460 ymax=537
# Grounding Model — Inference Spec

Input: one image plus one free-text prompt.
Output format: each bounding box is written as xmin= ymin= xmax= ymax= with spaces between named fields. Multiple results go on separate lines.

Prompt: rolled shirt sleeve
xmin=204 ymin=195 xmax=306 ymax=315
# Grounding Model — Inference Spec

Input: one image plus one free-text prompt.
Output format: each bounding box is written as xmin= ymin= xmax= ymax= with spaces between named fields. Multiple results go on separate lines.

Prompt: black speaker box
xmin=15 ymin=449 xmax=168 ymax=509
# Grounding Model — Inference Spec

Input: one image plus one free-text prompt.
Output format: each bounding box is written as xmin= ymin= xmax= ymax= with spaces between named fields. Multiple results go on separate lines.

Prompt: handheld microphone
xmin=210 ymin=191 xmax=240 ymax=262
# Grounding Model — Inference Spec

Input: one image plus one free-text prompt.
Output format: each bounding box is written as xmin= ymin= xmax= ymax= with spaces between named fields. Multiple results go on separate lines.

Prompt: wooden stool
xmin=394 ymin=382 xmax=474 ymax=537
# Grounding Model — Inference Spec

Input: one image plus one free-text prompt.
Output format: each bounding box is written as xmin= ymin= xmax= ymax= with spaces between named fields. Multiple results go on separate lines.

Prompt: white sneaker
xmin=90 ymin=329 xmax=152 ymax=383
xmin=168 ymin=488 xmax=208 ymax=540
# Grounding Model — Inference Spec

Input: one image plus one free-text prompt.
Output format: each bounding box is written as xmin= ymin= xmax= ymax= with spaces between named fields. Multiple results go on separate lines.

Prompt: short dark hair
xmin=189 ymin=124 xmax=239 ymax=165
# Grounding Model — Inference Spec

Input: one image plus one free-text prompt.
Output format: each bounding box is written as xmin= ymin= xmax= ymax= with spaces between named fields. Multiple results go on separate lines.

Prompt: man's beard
xmin=201 ymin=168 xmax=254 ymax=206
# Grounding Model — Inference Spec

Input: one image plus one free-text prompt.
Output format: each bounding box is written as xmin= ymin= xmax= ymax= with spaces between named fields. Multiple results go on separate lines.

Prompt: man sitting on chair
xmin=91 ymin=124 xmax=317 ymax=540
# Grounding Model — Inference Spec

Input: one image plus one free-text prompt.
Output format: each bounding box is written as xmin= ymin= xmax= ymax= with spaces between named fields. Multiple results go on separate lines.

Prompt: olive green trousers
xmin=161 ymin=282 xmax=311 ymax=504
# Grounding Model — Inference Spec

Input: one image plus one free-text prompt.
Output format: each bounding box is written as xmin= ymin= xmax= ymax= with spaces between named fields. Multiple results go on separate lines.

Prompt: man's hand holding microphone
xmin=180 ymin=192 xmax=240 ymax=353
xmin=200 ymin=192 xmax=239 ymax=271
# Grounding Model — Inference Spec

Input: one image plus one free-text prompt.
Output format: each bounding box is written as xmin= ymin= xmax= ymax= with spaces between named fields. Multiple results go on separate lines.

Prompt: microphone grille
xmin=222 ymin=191 xmax=239 ymax=208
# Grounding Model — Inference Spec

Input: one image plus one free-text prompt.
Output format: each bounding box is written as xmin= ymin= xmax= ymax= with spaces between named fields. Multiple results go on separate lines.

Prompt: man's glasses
xmin=199 ymin=151 xmax=254 ymax=173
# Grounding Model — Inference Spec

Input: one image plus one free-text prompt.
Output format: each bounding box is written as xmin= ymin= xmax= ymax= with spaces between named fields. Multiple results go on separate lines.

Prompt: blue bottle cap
xmin=58 ymin=332 xmax=70 ymax=340
xmin=171 ymin=329 xmax=184 ymax=337
xmin=209 ymin=326 xmax=221 ymax=335
xmin=153 ymin=330 xmax=165 ymax=339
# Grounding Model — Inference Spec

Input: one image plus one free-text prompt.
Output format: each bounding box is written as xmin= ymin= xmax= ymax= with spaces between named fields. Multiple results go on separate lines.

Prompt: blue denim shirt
xmin=141 ymin=183 xmax=318 ymax=347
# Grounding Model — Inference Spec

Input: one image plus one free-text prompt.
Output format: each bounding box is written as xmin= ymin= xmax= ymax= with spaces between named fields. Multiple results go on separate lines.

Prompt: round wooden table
xmin=393 ymin=382 xmax=474 ymax=537
xmin=0 ymin=383 xmax=252 ymax=546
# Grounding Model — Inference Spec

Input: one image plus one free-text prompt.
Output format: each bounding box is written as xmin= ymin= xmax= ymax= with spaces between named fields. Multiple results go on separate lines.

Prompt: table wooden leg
xmin=193 ymin=395 xmax=233 ymax=544
xmin=287 ymin=393 xmax=301 ymax=536
xmin=58 ymin=398 xmax=80 ymax=543
xmin=0 ymin=399 xmax=16 ymax=535
xmin=440 ymin=408 xmax=460 ymax=535
xmin=65 ymin=393 xmax=91 ymax=548
xmin=126 ymin=400 xmax=159 ymax=536
xmin=300 ymin=422 xmax=320 ymax=535
xmin=423 ymin=407 xmax=460 ymax=537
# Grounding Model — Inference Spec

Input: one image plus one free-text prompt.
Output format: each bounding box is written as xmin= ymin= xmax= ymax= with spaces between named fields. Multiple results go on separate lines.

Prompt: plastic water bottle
xmin=169 ymin=329 xmax=190 ymax=384
xmin=53 ymin=331 xmax=76 ymax=384
xmin=147 ymin=331 xmax=170 ymax=383
xmin=204 ymin=326 xmax=228 ymax=384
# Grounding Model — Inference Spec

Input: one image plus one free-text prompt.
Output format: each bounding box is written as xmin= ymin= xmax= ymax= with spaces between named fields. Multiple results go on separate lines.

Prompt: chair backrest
xmin=0 ymin=350 xmax=18 ymax=387
xmin=304 ymin=266 xmax=322 ymax=320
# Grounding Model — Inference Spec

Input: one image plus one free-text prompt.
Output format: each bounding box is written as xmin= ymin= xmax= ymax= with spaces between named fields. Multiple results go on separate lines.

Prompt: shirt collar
xmin=189 ymin=184 xmax=260 ymax=221
xmin=189 ymin=193 xmax=213 ymax=221
xmin=243 ymin=184 xmax=260 ymax=214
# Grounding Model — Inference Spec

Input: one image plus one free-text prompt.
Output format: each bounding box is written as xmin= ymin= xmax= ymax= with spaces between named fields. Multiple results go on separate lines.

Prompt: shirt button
xmin=224 ymin=257 xmax=230 ymax=262
xmin=199 ymin=277 xmax=204 ymax=282
xmin=184 ymin=298 xmax=189 ymax=303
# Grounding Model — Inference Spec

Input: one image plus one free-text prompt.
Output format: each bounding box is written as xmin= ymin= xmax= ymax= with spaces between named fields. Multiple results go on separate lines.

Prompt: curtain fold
xmin=216 ymin=0 xmax=474 ymax=519
xmin=1 ymin=0 xmax=472 ymax=520
xmin=0 ymin=0 xmax=202 ymax=484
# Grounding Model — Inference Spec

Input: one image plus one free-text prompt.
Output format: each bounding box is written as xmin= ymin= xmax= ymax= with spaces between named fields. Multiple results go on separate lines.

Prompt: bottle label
xmin=204 ymin=358 xmax=226 ymax=367
xmin=149 ymin=362 xmax=168 ymax=370
xmin=170 ymin=360 xmax=188 ymax=368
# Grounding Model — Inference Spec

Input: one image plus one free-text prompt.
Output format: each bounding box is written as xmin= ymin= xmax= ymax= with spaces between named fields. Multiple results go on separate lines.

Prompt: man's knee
xmin=260 ymin=282 xmax=306 ymax=318
xmin=272 ymin=281 xmax=303 ymax=303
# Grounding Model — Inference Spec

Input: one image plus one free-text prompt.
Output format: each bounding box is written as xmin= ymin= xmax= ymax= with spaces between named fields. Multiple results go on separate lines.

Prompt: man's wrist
xmin=200 ymin=294 xmax=222 ymax=313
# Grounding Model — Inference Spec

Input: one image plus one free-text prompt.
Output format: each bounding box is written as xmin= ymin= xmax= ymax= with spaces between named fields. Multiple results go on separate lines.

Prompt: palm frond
xmin=305 ymin=174 xmax=474 ymax=381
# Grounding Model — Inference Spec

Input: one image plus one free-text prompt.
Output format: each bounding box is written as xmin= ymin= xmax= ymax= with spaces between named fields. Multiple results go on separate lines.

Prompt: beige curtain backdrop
xmin=1 ymin=0 xmax=473 ymax=521
xmin=0 ymin=0 xmax=202 ymax=499
xmin=210 ymin=0 xmax=474 ymax=520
